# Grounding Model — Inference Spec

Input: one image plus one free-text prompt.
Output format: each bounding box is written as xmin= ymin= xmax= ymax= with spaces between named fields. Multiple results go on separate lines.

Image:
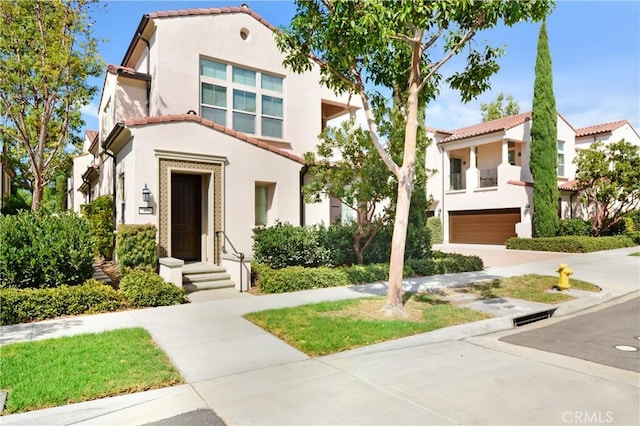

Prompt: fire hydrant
xmin=556 ymin=264 xmax=573 ymax=291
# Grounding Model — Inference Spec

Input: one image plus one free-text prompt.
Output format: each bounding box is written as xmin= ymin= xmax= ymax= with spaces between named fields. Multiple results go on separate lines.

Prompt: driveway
xmin=433 ymin=243 xmax=573 ymax=268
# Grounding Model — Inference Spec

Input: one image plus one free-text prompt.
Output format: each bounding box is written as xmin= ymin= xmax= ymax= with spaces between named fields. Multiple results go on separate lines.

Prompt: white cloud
xmin=80 ymin=102 xmax=99 ymax=119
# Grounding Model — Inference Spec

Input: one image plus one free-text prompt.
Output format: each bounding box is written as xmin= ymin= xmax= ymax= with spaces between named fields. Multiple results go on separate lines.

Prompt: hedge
xmin=119 ymin=270 xmax=187 ymax=308
xmin=82 ymin=195 xmax=114 ymax=259
xmin=252 ymin=252 xmax=484 ymax=294
xmin=116 ymin=224 xmax=158 ymax=274
xmin=506 ymin=235 xmax=636 ymax=253
xmin=0 ymin=211 xmax=95 ymax=289
xmin=427 ymin=217 xmax=443 ymax=244
xmin=0 ymin=280 xmax=124 ymax=325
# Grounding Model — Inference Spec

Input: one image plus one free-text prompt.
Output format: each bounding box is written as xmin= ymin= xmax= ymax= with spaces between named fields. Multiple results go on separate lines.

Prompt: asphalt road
xmin=501 ymin=294 xmax=640 ymax=372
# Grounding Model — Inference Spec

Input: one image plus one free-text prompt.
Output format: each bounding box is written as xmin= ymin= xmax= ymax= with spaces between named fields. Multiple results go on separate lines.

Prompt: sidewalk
xmin=1 ymin=246 xmax=639 ymax=425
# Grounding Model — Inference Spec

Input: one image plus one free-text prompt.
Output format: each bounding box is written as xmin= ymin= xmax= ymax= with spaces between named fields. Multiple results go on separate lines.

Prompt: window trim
xmin=557 ymin=140 xmax=565 ymax=177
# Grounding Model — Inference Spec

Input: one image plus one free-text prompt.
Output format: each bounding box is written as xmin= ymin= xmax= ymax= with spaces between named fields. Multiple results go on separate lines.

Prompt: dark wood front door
xmin=171 ymin=173 xmax=202 ymax=261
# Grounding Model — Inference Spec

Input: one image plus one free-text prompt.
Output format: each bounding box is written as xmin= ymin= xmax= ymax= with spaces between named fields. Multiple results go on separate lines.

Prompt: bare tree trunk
xmin=354 ymin=233 xmax=364 ymax=265
xmin=31 ymin=175 xmax=44 ymax=211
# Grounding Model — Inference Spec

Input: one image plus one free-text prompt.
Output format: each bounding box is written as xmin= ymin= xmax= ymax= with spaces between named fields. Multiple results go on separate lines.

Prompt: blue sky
xmin=82 ymin=0 xmax=640 ymax=135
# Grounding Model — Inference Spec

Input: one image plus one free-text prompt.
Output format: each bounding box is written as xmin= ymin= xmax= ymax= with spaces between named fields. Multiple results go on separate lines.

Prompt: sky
xmin=81 ymin=0 xmax=640 ymax=135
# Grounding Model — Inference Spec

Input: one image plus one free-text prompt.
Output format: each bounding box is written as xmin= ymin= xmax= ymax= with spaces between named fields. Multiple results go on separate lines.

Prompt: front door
xmin=171 ymin=173 xmax=202 ymax=261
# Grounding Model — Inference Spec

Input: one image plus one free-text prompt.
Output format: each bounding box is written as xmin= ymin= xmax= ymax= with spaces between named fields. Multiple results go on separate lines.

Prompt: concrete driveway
xmin=433 ymin=243 xmax=574 ymax=268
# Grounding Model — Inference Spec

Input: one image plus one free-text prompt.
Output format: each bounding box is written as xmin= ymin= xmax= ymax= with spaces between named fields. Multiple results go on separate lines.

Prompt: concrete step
xmin=183 ymin=272 xmax=232 ymax=284
xmin=183 ymin=263 xmax=226 ymax=274
xmin=183 ymin=280 xmax=235 ymax=293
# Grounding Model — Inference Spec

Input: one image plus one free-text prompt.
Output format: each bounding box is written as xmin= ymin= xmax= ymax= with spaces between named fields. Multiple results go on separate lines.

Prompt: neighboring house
xmin=426 ymin=113 xmax=640 ymax=245
xmin=69 ymin=5 xmax=358 ymax=289
xmin=0 ymin=162 xmax=13 ymax=210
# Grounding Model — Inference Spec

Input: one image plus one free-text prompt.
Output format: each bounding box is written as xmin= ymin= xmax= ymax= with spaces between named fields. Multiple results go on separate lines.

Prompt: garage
xmin=449 ymin=208 xmax=521 ymax=245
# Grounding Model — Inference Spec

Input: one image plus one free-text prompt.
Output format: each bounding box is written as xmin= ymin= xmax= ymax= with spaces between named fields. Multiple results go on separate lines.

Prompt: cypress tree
xmin=530 ymin=20 xmax=558 ymax=237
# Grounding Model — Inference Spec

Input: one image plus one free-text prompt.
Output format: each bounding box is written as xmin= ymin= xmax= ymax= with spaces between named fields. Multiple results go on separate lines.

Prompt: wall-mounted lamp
xmin=518 ymin=152 xmax=522 ymax=157
xmin=524 ymin=203 xmax=530 ymax=209
xmin=142 ymin=184 xmax=151 ymax=202
xmin=436 ymin=208 xmax=442 ymax=217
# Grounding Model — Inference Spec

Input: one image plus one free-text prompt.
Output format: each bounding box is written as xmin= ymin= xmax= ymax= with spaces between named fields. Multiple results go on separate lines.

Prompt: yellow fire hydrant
xmin=556 ymin=264 xmax=573 ymax=291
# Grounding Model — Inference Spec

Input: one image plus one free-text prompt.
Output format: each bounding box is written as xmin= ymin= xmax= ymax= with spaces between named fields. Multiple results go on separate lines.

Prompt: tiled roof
xmin=107 ymin=64 xmax=138 ymax=76
xmin=147 ymin=4 xmax=276 ymax=31
xmin=122 ymin=114 xmax=304 ymax=164
xmin=507 ymin=180 xmax=534 ymax=188
xmin=427 ymin=127 xmax=453 ymax=135
xmin=85 ymin=130 xmax=98 ymax=142
xmin=439 ymin=112 xmax=532 ymax=143
xmin=558 ymin=179 xmax=579 ymax=191
xmin=575 ymin=120 xmax=628 ymax=137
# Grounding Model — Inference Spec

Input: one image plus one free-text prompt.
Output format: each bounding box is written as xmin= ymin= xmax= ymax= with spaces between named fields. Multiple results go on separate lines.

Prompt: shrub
xmin=0 ymin=280 xmax=124 ymax=325
xmin=116 ymin=224 xmax=158 ymax=274
xmin=253 ymin=222 xmax=331 ymax=269
xmin=0 ymin=211 xmax=95 ymax=289
xmin=119 ymin=270 xmax=187 ymax=308
xmin=557 ymin=218 xmax=591 ymax=237
xmin=506 ymin=235 xmax=635 ymax=253
xmin=82 ymin=195 xmax=114 ymax=259
xmin=252 ymin=251 xmax=484 ymax=294
xmin=317 ymin=223 xmax=358 ymax=266
xmin=427 ymin=217 xmax=443 ymax=244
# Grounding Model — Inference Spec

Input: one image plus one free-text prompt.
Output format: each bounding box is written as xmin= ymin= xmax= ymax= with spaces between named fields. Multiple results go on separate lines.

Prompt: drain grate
xmin=513 ymin=308 xmax=557 ymax=327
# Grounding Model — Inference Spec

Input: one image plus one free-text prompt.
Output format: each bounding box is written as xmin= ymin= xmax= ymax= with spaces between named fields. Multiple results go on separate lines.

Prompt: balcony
xmin=479 ymin=168 xmax=498 ymax=188
xmin=450 ymin=173 xmax=465 ymax=190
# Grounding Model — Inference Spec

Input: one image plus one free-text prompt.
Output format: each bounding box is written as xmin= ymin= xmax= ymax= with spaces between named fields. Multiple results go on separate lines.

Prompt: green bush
xmin=82 ymin=195 xmax=114 ymax=259
xmin=119 ymin=270 xmax=187 ymax=308
xmin=116 ymin=224 xmax=158 ymax=274
xmin=427 ymin=217 xmax=443 ymax=244
xmin=0 ymin=280 xmax=124 ymax=325
xmin=253 ymin=222 xmax=331 ymax=269
xmin=0 ymin=211 xmax=95 ymax=289
xmin=252 ymin=251 xmax=484 ymax=294
xmin=557 ymin=218 xmax=592 ymax=237
xmin=317 ymin=223 xmax=359 ymax=266
xmin=506 ymin=235 xmax=636 ymax=253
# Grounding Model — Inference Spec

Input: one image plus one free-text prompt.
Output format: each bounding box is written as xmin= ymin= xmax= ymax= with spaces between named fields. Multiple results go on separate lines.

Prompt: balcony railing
xmin=479 ymin=168 xmax=498 ymax=188
xmin=450 ymin=173 xmax=465 ymax=190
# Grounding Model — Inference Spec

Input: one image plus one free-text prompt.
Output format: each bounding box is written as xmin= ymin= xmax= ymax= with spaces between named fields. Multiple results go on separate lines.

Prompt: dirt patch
xmin=320 ymin=298 xmax=434 ymax=322
xmin=95 ymin=259 xmax=121 ymax=287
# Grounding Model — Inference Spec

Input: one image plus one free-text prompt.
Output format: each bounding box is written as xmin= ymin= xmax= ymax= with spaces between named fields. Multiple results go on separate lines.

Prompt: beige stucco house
xmin=69 ymin=5 xmax=358 ymax=290
xmin=426 ymin=113 xmax=640 ymax=245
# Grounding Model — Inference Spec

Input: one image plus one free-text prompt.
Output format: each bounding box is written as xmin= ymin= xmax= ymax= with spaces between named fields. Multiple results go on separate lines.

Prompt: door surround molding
xmin=158 ymin=157 xmax=223 ymax=263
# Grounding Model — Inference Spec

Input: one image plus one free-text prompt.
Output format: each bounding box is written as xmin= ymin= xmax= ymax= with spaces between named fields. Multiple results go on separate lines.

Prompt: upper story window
xmin=200 ymin=58 xmax=284 ymax=139
xmin=557 ymin=140 xmax=565 ymax=176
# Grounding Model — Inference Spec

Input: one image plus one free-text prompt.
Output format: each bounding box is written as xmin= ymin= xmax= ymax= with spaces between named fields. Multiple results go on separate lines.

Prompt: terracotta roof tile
xmin=85 ymin=130 xmax=98 ymax=142
xmin=147 ymin=5 xmax=277 ymax=31
xmin=121 ymin=114 xmax=304 ymax=164
xmin=575 ymin=120 xmax=628 ymax=138
xmin=507 ymin=180 xmax=534 ymax=188
xmin=558 ymin=179 xmax=579 ymax=191
xmin=439 ymin=112 xmax=532 ymax=143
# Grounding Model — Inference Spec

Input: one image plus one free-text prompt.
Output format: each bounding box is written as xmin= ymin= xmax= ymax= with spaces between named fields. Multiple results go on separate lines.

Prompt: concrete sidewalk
xmin=1 ymin=246 xmax=639 ymax=425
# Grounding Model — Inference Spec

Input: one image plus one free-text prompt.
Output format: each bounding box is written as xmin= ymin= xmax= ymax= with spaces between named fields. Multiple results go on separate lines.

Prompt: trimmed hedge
xmin=0 ymin=280 xmax=124 ymax=325
xmin=252 ymin=251 xmax=484 ymax=294
xmin=253 ymin=222 xmax=331 ymax=269
xmin=427 ymin=217 xmax=443 ymax=244
xmin=119 ymin=270 xmax=187 ymax=308
xmin=116 ymin=224 xmax=158 ymax=274
xmin=0 ymin=211 xmax=95 ymax=289
xmin=556 ymin=218 xmax=591 ymax=237
xmin=506 ymin=235 xmax=636 ymax=253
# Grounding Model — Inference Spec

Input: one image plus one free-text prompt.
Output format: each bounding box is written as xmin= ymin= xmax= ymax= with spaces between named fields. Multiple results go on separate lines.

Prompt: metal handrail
xmin=214 ymin=230 xmax=247 ymax=292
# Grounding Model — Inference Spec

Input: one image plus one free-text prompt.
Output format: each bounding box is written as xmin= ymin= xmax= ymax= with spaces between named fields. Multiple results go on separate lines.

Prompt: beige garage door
xmin=449 ymin=208 xmax=520 ymax=245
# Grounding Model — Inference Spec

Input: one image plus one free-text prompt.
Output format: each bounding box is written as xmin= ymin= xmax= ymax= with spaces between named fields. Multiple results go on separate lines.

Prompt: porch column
xmin=501 ymin=139 xmax=509 ymax=164
xmin=466 ymin=145 xmax=479 ymax=191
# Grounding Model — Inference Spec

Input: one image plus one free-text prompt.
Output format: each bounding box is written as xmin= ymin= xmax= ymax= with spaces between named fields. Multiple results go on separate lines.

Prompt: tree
xmin=277 ymin=0 xmax=553 ymax=314
xmin=529 ymin=20 xmax=558 ymax=237
xmin=480 ymin=92 xmax=520 ymax=121
xmin=574 ymin=139 xmax=640 ymax=236
xmin=0 ymin=0 xmax=103 ymax=211
xmin=303 ymin=118 xmax=394 ymax=265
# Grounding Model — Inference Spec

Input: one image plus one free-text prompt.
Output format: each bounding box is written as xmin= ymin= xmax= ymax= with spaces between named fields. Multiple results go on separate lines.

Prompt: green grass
xmin=244 ymin=296 xmax=491 ymax=356
xmin=629 ymin=252 xmax=640 ymax=256
xmin=0 ymin=328 xmax=183 ymax=414
xmin=467 ymin=274 xmax=600 ymax=304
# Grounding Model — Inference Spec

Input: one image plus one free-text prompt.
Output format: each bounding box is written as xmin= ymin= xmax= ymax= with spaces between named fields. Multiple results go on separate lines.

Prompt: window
xmin=557 ymin=140 xmax=565 ymax=176
xmin=508 ymin=141 xmax=516 ymax=165
xmin=255 ymin=185 xmax=269 ymax=226
xmin=450 ymin=158 xmax=464 ymax=190
xmin=200 ymin=58 xmax=284 ymax=138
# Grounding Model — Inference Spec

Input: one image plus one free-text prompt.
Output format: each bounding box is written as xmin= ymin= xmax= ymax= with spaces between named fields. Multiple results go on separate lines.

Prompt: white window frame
xmin=557 ymin=140 xmax=565 ymax=176
xmin=200 ymin=58 xmax=284 ymax=139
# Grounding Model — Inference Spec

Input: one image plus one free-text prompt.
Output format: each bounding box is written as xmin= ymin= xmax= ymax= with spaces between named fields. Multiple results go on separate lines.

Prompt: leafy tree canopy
xmin=480 ymin=92 xmax=520 ymax=122
xmin=574 ymin=139 xmax=640 ymax=236
xmin=0 ymin=0 xmax=103 ymax=211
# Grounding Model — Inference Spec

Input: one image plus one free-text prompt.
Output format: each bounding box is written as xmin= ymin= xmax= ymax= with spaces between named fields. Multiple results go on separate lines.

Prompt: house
xmin=69 ymin=5 xmax=359 ymax=289
xmin=426 ymin=113 xmax=640 ymax=245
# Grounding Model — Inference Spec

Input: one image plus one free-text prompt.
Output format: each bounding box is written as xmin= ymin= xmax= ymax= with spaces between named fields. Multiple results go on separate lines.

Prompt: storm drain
xmin=513 ymin=308 xmax=557 ymax=327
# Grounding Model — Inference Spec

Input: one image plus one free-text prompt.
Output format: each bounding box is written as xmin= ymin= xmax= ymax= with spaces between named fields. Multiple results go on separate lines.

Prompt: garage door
xmin=449 ymin=208 xmax=520 ymax=245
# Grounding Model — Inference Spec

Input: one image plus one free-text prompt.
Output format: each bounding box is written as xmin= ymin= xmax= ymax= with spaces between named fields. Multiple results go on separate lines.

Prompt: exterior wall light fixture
xmin=142 ymin=184 xmax=151 ymax=202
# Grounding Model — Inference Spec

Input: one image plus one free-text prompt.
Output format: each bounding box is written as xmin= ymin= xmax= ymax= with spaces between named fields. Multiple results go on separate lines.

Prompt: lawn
xmin=0 ymin=328 xmax=183 ymax=414
xmin=244 ymin=295 xmax=491 ymax=356
xmin=630 ymin=252 xmax=640 ymax=257
xmin=464 ymin=274 xmax=600 ymax=304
